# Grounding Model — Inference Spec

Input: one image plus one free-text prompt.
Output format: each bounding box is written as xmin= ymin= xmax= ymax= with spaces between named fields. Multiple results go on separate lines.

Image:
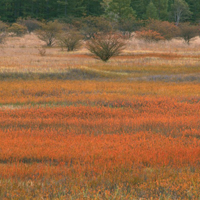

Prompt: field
xmin=0 ymin=34 xmax=200 ymax=199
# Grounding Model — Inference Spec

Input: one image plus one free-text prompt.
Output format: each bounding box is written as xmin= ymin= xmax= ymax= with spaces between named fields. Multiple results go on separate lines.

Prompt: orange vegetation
xmin=0 ymin=80 xmax=200 ymax=105
xmin=0 ymin=34 xmax=200 ymax=199
xmin=0 ymin=78 xmax=199 ymax=199
xmin=0 ymin=106 xmax=200 ymax=168
xmin=0 ymin=94 xmax=199 ymax=198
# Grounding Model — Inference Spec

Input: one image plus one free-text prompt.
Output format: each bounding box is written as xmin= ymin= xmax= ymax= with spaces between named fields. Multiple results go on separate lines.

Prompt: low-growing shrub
xmin=135 ymin=30 xmax=165 ymax=42
xmin=144 ymin=19 xmax=180 ymax=40
xmin=8 ymin=23 xmax=27 ymax=36
xmin=86 ymin=33 xmax=126 ymax=62
xmin=57 ymin=31 xmax=83 ymax=51
xmin=17 ymin=18 xmax=42 ymax=33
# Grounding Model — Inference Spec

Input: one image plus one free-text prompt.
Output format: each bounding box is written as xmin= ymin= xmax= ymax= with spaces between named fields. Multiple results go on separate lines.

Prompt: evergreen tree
xmin=0 ymin=0 xmax=198 ymax=23
xmin=57 ymin=0 xmax=68 ymax=17
xmin=57 ymin=0 xmax=85 ymax=18
xmin=106 ymin=0 xmax=136 ymax=21
xmin=146 ymin=1 xmax=159 ymax=19
xmin=83 ymin=0 xmax=104 ymax=16
xmin=153 ymin=0 xmax=169 ymax=20
xmin=185 ymin=0 xmax=200 ymax=22
xmin=130 ymin=0 xmax=146 ymax=19
xmin=0 ymin=0 xmax=15 ymax=22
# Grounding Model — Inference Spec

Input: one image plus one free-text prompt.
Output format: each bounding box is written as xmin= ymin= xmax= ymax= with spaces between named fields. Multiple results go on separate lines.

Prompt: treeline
xmin=0 ymin=0 xmax=199 ymax=23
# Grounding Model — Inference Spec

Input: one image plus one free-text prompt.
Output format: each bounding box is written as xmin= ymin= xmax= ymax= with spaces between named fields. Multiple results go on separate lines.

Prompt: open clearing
xmin=0 ymin=34 xmax=200 ymax=199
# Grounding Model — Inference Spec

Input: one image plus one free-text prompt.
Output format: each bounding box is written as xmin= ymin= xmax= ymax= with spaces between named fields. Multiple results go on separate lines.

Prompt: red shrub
xmin=135 ymin=30 xmax=165 ymax=42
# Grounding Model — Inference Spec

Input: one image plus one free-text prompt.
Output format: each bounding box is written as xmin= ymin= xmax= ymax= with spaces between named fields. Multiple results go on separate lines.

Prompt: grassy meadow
xmin=0 ymin=34 xmax=200 ymax=199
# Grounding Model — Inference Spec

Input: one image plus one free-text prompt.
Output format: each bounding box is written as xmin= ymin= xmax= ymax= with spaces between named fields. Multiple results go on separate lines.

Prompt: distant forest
xmin=0 ymin=0 xmax=199 ymax=23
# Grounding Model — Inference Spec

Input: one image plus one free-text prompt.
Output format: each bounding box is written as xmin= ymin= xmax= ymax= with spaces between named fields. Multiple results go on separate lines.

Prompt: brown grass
xmin=1 ymin=34 xmax=200 ymax=71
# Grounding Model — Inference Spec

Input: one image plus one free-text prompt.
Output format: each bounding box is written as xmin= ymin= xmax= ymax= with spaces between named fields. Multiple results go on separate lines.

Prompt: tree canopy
xmin=0 ymin=0 xmax=199 ymax=23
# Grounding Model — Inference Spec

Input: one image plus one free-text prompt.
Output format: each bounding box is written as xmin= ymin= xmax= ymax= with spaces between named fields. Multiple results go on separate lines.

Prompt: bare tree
xmin=35 ymin=20 xmax=62 ymax=47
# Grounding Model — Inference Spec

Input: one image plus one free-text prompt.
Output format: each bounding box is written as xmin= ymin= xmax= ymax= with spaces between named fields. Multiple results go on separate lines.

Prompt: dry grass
xmin=126 ymin=35 xmax=200 ymax=53
xmin=0 ymin=34 xmax=200 ymax=78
